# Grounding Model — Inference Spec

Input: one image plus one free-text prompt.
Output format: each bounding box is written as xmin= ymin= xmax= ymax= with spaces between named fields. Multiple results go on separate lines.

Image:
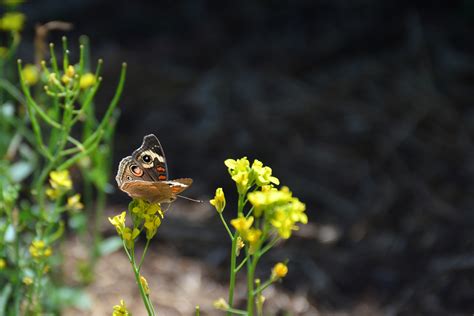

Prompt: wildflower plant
xmin=109 ymin=199 xmax=164 ymax=315
xmin=210 ymin=157 xmax=308 ymax=315
xmin=0 ymin=6 xmax=126 ymax=313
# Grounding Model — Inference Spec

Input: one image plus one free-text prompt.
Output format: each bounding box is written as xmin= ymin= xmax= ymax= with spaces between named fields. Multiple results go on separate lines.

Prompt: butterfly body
xmin=116 ymin=134 xmax=192 ymax=203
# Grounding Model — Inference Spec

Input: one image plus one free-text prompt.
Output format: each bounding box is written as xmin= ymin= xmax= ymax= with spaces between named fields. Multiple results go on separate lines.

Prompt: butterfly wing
xmin=132 ymin=134 xmax=168 ymax=181
xmin=120 ymin=179 xmax=193 ymax=203
xmin=116 ymin=135 xmax=193 ymax=204
xmin=116 ymin=156 xmax=154 ymax=187
xmin=120 ymin=180 xmax=175 ymax=203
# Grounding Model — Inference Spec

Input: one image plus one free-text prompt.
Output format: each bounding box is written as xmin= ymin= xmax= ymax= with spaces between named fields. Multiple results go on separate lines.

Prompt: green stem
xmin=246 ymin=254 xmax=260 ymax=316
xmin=235 ymin=256 xmax=248 ymax=273
xmin=252 ymin=279 xmax=273 ymax=296
xmin=127 ymin=243 xmax=155 ymax=316
xmin=219 ymin=212 xmax=233 ymax=239
xmin=227 ymin=235 xmax=237 ymax=315
xmin=138 ymin=238 xmax=151 ymax=271
xmin=224 ymin=307 xmax=248 ymax=315
xmin=259 ymin=237 xmax=279 ymax=256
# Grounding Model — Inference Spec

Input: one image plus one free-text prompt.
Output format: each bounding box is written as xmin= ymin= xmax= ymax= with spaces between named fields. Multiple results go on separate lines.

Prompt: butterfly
xmin=115 ymin=134 xmax=193 ymax=204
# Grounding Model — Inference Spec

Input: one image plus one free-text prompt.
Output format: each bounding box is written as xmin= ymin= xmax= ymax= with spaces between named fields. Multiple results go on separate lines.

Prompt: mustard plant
xmin=0 ymin=9 xmax=126 ymax=312
xmin=209 ymin=157 xmax=308 ymax=315
xmin=109 ymin=199 xmax=164 ymax=315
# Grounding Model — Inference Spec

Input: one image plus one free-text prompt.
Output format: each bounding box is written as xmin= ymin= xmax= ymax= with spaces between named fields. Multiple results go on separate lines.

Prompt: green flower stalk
xmin=109 ymin=199 xmax=164 ymax=315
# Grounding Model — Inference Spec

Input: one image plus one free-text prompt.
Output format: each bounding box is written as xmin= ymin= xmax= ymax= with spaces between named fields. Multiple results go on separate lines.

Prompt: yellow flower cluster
xmin=44 ymin=63 xmax=97 ymax=95
xmin=213 ymin=298 xmax=229 ymax=311
xmin=130 ymin=199 xmax=163 ymax=240
xmin=112 ymin=299 xmax=131 ymax=316
xmin=0 ymin=258 xmax=6 ymax=270
xmin=61 ymin=65 xmax=76 ymax=85
xmin=225 ymin=157 xmax=279 ymax=194
xmin=46 ymin=170 xmax=72 ymax=199
xmin=29 ymin=240 xmax=52 ymax=260
xmin=108 ymin=211 xmax=139 ymax=248
xmin=248 ymin=186 xmax=307 ymax=239
xmin=0 ymin=12 xmax=25 ymax=32
xmin=67 ymin=194 xmax=84 ymax=212
xmin=230 ymin=216 xmax=262 ymax=254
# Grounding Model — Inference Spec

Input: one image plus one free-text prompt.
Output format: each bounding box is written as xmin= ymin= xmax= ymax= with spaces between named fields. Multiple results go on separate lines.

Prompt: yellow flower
xmin=246 ymin=228 xmax=262 ymax=254
xmin=225 ymin=157 xmax=251 ymax=194
xmin=0 ymin=258 xmax=6 ymax=269
xmin=251 ymin=159 xmax=279 ymax=186
xmin=248 ymin=186 xmax=307 ymax=238
xmin=61 ymin=65 xmax=76 ymax=84
xmin=140 ymin=275 xmax=150 ymax=295
xmin=80 ymin=73 xmax=96 ymax=89
xmin=271 ymin=262 xmax=288 ymax=280
xmin=224 ymin=157 xmax=249 ymax=171
xmin=130 ymin=199 xmax=163 ymax=219
xmin=22 ymin=276 xmax=33 ymax=286
xmin=49 ymin=170 xmax=72 ymax=191
xmin=46 ymin=188 xmax=59 ymax=199
xmin=21 ymin=64 xmax=39 ymax=86
xmin=213 ymin=298 xmax=229 ymax=311
xmin=270 ymin=199 xmax=307 ymax=239
xmin=29 ymin=240 xmax=52 ymax=260
xmin=230 ymin=216 xmax=253 ymax=237
xmin=108 ymin=211 xmax=127 ymax=235
xmin=210 ymin=187 xmax=226 ymax=213
xmin=236 ymin=236 xmax=245 ymax=256
xmin=143 ymin=215 xmax=161 ymax=239
xmin=261 ymin=184 xmax=277 ymax=192
xmin=0 ymin=12 xmax=26 ymax=32
xmin=112 ymin=299 xmax=131 ymax=316
xmin=231 ymin=172 xmax=249 ymax=194
xmin=67 ymin=194 xmax=84 ymax=211
xmin=122 ymin=227 xmax=140 ymax=249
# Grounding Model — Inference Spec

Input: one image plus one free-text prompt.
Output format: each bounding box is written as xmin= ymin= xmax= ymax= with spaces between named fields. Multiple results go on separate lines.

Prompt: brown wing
xmin=132 ymin=134 xmax=168 ymax=181
xmin=120 ymin=180 xmax=174 ymax=203
xmin=116 ymin=156 xmax=155 ymax=188
xmin=164 ymin=178 xmax=193 ymax=197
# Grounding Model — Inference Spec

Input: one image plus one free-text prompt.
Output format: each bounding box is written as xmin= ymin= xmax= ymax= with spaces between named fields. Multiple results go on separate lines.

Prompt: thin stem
xmin=246 ymin=253 xmax=260 ymax=316
xmin=252 ymin=279 xmax=273 ymax=296
xmin=260 ymin=237 xmax=280 ymax=256
xmin=128 ymin=243 xmax=155 ymax=316
xmin=224 ymin=307 xmax=248 ymax=315
xmin=227 ymin=235 xmax=237 ymax=315
xmin=138 ymin=238 xmax=151 ymax=271
xmin=235 ymin=256 xmax=249 ymax=273
xmin=219 ymin=212 xmax=233 ymax=239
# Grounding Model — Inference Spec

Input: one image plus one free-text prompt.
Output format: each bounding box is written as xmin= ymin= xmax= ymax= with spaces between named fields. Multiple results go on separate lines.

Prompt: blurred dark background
xmin=16 ymin=0 xmax=474 ymax=314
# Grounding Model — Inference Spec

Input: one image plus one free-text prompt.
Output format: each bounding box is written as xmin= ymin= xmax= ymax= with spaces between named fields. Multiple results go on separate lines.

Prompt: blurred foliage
xmin=0 ymin=2 xmax=126 ymax=314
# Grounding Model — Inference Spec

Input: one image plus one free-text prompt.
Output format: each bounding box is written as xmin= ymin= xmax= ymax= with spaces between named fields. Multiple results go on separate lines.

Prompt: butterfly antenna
xmin=177 ymin=195 xmax=203 ymax=203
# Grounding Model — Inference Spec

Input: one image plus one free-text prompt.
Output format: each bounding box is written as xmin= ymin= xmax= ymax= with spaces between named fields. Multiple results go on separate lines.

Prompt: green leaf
xmin=0 ymin=284 xmax=12 ymax=315
xmin=52 ymin=287 xmax=92 ymax=310
xmin=9 ymin=161 xmax=33 ymax=182
xmin=98 ymin=236 xmax=123 ymax=256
